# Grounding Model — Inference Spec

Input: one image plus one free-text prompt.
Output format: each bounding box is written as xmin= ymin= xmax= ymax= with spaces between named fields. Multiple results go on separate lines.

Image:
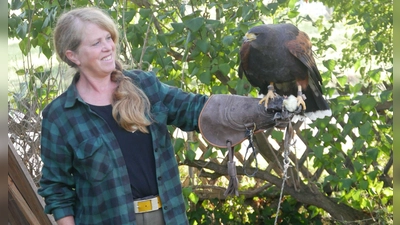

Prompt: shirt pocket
xmin=73 ymin=137 xmax=113 ymax=182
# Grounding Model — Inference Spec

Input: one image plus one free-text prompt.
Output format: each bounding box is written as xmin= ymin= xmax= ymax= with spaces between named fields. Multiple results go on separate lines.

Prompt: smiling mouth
xmin=101 ymin=55 xmax=112 ymax=61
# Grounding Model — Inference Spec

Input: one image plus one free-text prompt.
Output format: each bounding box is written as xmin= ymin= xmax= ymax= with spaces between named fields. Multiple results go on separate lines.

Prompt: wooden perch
xmin=8 ymin=138 xmax=56 ymax=225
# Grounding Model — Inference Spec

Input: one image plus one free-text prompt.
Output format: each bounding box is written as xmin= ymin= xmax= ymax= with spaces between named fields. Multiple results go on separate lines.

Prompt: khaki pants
xmin=135 ymin=208 xmax=165 ymax=225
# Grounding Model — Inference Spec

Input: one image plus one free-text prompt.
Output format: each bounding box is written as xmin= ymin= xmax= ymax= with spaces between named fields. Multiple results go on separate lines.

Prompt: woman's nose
xmin=102 ymin=40 xmax=113 ymax=51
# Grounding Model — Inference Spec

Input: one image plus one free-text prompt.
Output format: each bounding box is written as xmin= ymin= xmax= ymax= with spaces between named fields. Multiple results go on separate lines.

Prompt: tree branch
xmin=185 ymin=159 xmax=370 ymax=222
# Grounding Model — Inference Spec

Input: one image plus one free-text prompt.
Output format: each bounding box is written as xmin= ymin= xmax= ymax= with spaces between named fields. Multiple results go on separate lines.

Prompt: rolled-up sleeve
xmin=38 ymin=107 xmax=76 ymax=221
xmin=132 ymin=70 xmax=208 ymax=131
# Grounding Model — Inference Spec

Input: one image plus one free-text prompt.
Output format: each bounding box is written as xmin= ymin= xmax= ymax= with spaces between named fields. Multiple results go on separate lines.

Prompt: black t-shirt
xmin=89 ymin=104 xmax=158 ymax=199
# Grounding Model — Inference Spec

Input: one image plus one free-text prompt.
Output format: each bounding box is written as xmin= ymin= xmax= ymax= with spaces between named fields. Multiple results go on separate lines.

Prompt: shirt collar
xmin=64 ymin=73 xmax=84 ymax=108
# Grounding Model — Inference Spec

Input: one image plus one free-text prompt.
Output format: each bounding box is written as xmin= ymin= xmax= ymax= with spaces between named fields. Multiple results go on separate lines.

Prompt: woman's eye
xmin=92 ymin=41 xmax=99 ymax=46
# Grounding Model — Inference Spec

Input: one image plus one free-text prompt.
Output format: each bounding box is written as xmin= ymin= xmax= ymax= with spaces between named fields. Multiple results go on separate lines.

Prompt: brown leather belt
xmin=133 ymin=196 xmax=162 ymax=213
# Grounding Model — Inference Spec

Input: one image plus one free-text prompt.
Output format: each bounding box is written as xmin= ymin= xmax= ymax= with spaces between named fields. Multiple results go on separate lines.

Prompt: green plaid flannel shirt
xmin=38 ymin=70 xmax=208 ymax=225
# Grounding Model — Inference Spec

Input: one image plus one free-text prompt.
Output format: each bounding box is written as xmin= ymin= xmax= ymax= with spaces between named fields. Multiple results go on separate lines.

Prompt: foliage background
xmin=8 ymin=0 xmax=393 ymax=224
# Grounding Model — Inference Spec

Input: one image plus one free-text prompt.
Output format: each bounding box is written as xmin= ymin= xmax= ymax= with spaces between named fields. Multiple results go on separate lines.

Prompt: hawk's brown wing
xmin=285 ymin=31 xmax=322 ymax=92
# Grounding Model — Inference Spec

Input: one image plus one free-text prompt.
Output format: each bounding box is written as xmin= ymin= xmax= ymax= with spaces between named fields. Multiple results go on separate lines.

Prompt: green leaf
xmin=287 ymin=10 xmax=300 ymax=18
xmin=322 ymin=133 xmax=332 ymax=143
xmin=349 ymin=83 xmax=362 ymax=94
xmin=365 ymin=148 xmax=379 ymax=164
xmin=17 ymin=21 xmax=28 ymax=39
xmin=235 ymin=79 xmax=251 ymax=95
xmin=104 ymin=0 xmax=114 ymax=7
xmin=288 ymin=0 xmax=297 ymax=9
xmin=380 ymin=90 xmax=392 ymax=102
xmin=339 ymin=178 xmax=353 ymax=191
xmin=203 ymin=147 xmax=214 ymax=159
xmin=36 ymin=33 xmax=47 ymax=46
xmin=341 ymin=123 xmax=352 ymax=136
xmin=360 ymin=96 xmax=377 ymax=111
xmin=222 ymin=35 xmax=234 ymax=46
xmin=347 ymin=19 xmax=358 ymax=25
xmin=199 ymin=71 xmax=211 ymax=85
xmin=367 ymin=170 xmax=379 ymax=180
xmin=15 ymin=69 xmax=25 ymax=75
xmin=139 ymin=8 xmax=152 ymax=18
xmin=124 ymin=10 xmax=136 ymax=23
xmin=336 ymin=75 xmax=347 ymax=87
xmin=271 ymin=130 xmax=283 ymax=142
xmin=186 ymin=149 xmax=196 ymax=161
xmin=157 ymin=34 xmax=168 ymax=47
xmin=323 ymin=59 xmax=336 ymax=71
xmin=18 ymin=37 xmax=30 ymax=56
xmin=8 ymin=17 xmax=18 ymax=29
xmin=182 ymin=187 xmax=192 ymax=197
xmin=173 ymin=138 xmax=185 ymax=153
xmin=218 ymin=63 xmax=230 ymax=76
xmin=42 ymin=16 xmax=51 ymax=30
xmin=205 ymin=19 xmax=220 ymax=28
xmin=188 ymin=192 xmax=199 ymax=204
xmin=359 ymin=38 xmax=369 ymax=46
xmin=359 ymin=180 xmax=369 ymax=190
xmin=352 ymin=190 xmax=362 ymax=202
xmin=353 ymin=160 xmax=364 ymax=173
xmin=349 ymin=112 xmax=363 ymax=125
xmin=360 ymin=121 xmax=371 ymax=137
xmin=184 ymin=17 xmax=204 ymax=33
xmin=171 ymin=23 xmax=185 ymax=33
xmin=321 ymin=71 xmax=331 ymax=81
xmin=42 ymin=45 xmax=53 ymax=59
xmin=11 ymin=0 xmax=24 ymax=10
xmin=375 ymin=41 xmax=383 ymax=53
xmin=196 ymin=39 xmax=209 ymax=53
xmin=241 ymin=4 xmax=252 ymax=18
xmin=267 ymin=3 xmax=279 ymax=14
xmin=312 ymin=146 xmax=324 ymax=159
xmin=326 ymin=44 xmax=337 ymax=51
xmin=353 ymin=139 xmax=365 ymax=151
xmin=367 ymin=69 xmax=381 ymax=83
xmin=354 ymin=58 xmax=361 ymax=71
xmin=336 ymin=167 xmax=349 ymax=178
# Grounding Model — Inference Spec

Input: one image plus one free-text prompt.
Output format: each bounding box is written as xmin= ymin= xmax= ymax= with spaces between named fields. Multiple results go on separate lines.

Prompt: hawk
xmin=239 ymin=23 xmax=331 ymax=119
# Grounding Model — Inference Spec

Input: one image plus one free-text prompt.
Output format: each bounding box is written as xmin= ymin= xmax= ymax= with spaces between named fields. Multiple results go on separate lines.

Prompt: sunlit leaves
xmin=182 ymin=187 xmax=199 ymax=204
xmin=8 ymin=0 xmax=393 ymax=222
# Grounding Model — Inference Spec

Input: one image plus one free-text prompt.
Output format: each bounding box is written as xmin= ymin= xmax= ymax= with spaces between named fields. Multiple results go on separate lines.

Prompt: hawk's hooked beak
xmin=243 ymin=32 xmax=257 ymax=42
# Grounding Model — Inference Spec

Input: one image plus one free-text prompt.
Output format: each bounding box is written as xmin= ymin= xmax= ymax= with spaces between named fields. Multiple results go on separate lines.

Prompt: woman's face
xmin=66 ymin=22 xmax=116 ymax=78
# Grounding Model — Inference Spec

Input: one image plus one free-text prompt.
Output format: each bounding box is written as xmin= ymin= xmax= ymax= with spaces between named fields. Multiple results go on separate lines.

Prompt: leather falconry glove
xmin=198 ymin=94 xmax=300 ymax=196
xmin=198 ymin=94 xmax=298 ymax=148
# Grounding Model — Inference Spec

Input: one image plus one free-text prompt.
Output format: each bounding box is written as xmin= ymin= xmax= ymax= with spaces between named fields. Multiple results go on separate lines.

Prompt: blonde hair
xmin=53 ymin=7 xmax=152 ymax=133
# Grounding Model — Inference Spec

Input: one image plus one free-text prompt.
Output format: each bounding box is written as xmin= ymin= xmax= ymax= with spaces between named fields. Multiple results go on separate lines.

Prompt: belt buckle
xmin=134 ymin=196 xmax=161 ymax=213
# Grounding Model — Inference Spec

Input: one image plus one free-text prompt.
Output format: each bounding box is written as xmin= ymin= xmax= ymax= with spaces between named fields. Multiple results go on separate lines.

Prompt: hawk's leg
xmin=297 ymin=85 xmax=306 ymax=111
xmin=259 ymin=82 xmax=276 ymax=108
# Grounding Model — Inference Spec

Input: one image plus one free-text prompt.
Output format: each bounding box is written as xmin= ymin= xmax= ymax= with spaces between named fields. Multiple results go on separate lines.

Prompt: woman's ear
xmin=65 ymin=50 xmax=80 ymax=66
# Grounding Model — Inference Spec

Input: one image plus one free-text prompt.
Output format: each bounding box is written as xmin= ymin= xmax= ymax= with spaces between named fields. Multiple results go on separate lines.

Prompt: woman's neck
xmin=76 ymin=73 xmax=117 ymax=106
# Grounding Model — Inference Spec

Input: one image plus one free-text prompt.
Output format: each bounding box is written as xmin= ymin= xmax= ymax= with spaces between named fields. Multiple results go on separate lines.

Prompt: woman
xmin=38 ymin=6 xmax=289 ymax=225
xmin=38 ymin=7 xmax=207 ymax=225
